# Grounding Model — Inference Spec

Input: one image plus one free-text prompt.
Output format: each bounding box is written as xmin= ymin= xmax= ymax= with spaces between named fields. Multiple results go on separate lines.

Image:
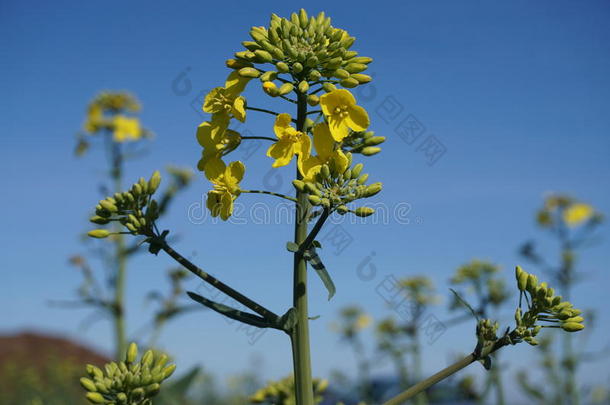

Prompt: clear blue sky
xmin=2 ymin=0 xmax=609 ymax=400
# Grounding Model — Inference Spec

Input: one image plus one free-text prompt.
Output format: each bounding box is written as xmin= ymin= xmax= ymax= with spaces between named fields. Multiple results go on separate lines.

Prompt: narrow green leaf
xmin=186 ymin=292 xmax=272 ymax=329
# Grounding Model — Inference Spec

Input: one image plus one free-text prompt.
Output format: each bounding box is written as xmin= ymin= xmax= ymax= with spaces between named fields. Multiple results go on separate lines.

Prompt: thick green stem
xmin=111 ymin=142 xmax=127 ymax=359
xmin=412 ymin=328 xmax=428 ymax=405
xmin=383 ymin=354 xmax=476 ymax=405
xmin=291 ymin=92 xmax=315 ymax=405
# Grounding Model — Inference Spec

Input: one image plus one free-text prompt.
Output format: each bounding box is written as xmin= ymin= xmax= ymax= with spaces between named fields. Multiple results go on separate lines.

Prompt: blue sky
xmin=2 ymin=0 xmax=609 ymax=400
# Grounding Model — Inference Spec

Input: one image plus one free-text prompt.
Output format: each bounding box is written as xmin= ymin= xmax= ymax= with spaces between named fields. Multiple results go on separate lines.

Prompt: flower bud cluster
xmin=228 ymin=9 xmax=372 ymax=95
xmin=80 ymin=343 xmax=176 ymax=405
xmin=250 ymin=375 xmax=328 ymax=405
xmin=514 ymin=266 xmax=584 ymax=342
xmin=340 ymin=130 xmax=385 ymax=156
xmin=292 ymin=153 xmax=381 ymax=216
xmin=88 ymin=171 xmax=161 ymax=239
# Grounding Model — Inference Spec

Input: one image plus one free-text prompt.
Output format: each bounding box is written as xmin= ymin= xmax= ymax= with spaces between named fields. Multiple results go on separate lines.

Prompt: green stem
xmin=111 ymin=141 xmax=127 ymax=360
xmin=241 ymin=189 xmax=297 ymax=202
xmin=241 ymin=136 xmax=277 ymax=142
xmin=245 ymin=106 xmax=281 ymax=117
xmin=412 ymin=324 xmax=428 ymax=405
xmin=383 ymin=354 xmax=477 ymax=405
xmin=291 ymin=92 xmax=314 ymax=405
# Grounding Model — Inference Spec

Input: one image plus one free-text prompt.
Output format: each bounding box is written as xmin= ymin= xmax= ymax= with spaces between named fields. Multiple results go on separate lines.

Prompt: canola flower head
xmin=80 ymin=342 xmax=175 ymax=405
xmin=536 ymin=194 xmax=602 ymax=229
xmin=230 ymin=10 xmax=372 ymax=88
xmin=82 ymin=91 xmax=147 ymax=144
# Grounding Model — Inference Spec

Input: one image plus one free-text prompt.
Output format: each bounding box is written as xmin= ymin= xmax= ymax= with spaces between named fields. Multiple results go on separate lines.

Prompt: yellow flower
xmin=266 ymin=113 xmax=311 ymax=168
xmin=319 ymin=89 xmax=369 ymax=141
xmin=206 ymin=160 xmax=245 ymax=221
xmin=112 ymin=115 xmax=142 ymax=142
xmin=203 ymin=72 xmax=251 ymax=123
xmin=298 ymin=123 xmax=348 ymax=181
xmin=563 ymin=203 xmax=594 ymax=226
xmin=355 ymin=314 xmax=372 ymax=330
xmin=196 ymin=118 xmax=241 ymax=177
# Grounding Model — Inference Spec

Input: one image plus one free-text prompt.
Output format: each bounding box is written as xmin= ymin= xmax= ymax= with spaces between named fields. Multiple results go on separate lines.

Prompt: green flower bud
xmin=147 ymin=171 xmax=161 ymax=194
xmin=292 ymin=180 xmax=305 ymax=191
xmin=336 ymin=205 xmax=349 ymax=214
xmin=306 ymin=56 xmax=319 ymax=67
xmin=354 ymin=207 xmax=375 ymax=217
xmin=308 ymin=195 xmax=322 ymax=205
xmin=351 ymin=163 xmax=363 ymax=178
xmin=138 ymin=177 xmax=148 ymax=194
xmin=516 ymin=266 xmax=528 ymax=291
xmin=126 ymin=342 xmax=138 ymax=364
xmin=260 ymin=71 xmax=278 ymax=82
xmin=132 ymin=387 xmax=145 ymax=401
xmin=279 ymin=83 xmax=294 ymax=95
xmin=347 ymin=57 xmax=371 ymax=65
xmin=293 ymin=62 xmax=303 ymax=73
xmin=322 ymin=82 xmax=337 ymax=92
xmin=226 ymin=58 xmax=253 ymax=69
xmin=340 ymin=77 xmax=359 ymax=88
xmin=298 ymin=80 xmax=309 ymax=93
xmin=85 ymin=392 xmax=105 ymax=404
xmin=80 ymin=377 xmax=97 ymax=392
xmin=276 ymin=61 xmax=290 ymax=73
xmin=87 ymin=365 xmax=104 ymax=379
xmin=357 ymin=173 xmax=369 ymax=184
xmin=100 ymin=200 xmax=118 ymax=212
xmin=162 ymin=364 xmax=176 ymax=379
xmin=88 ymin=229 xmax=110 ymax=239
xmin=562 ymin=322 xmax=584 ymax=332
xmin=361 ymin=146 xmax=381 ymax=156
xmin=565 ymin=316 xmax=584 ymax=323
xmin=345 ymin=63 xmax=367 ymax=73
xmin=333 ymin=69 xmax=350 ymax=79
xmin=238 ymin=67 xmax=261 ymax=78
xmin=351 ymin=73 xmax=372 ymax=84
xmin=363 ymin=182 xmax=382 ymax=197
xmin=526 ymin=274 xmax=538 ymax=292
xmin=90 ymin=215 xmax=110 ymax=225
xmin=308 ymin=70 xmax=321 ymax=81
xmin=364 ymin=136 xmax=385 ymax=146
xmin=141 ymin=350 xmax=154 ymax=368
xmin=242 ymin=40 xmax=259 ymax=51
xmin=307 ymin=94 xmax=319 ymax=106
xmin=254 ymin=50 xmax=273 ymax=63
xmin=270 ymin=47 xmax=284 ymax=60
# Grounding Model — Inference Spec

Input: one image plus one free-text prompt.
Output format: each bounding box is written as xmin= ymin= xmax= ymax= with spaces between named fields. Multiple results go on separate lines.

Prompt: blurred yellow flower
xmin=112 ymin=115 xmax=142 ymax=142
xmin=319 ymin=89 xmax=369 ymax=141
xmin=206 ymin=160 xmax=245 ymax=221
xmin=563 ymin=203 xmax=594 ymax=226
xmin=84 ymin=104 xmax=103 ymax=132
xmin=355 ymin=314 xmax=372 ymax=330
xmin=298 ymin=123 xmax=348 ymax=181
xmin=266 ymin=113 xmax=311 ymax=168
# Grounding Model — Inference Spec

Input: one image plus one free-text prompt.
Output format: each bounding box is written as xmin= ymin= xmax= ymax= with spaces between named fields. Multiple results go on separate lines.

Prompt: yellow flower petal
xmin=225 ymin=71 xmax=251 ymax=97
xmin=298 ymin=155 xmax=323 ymax=181
xmin=226 ymin=161 xmax=245 ymax=186
xmin=312 ymin=123 xmax=335 ymax=159
xmin=204 ymin=158 xmax=226 ymax=181
xmin=327 ymin=116 xmax=349 ymax=142
xmin=232 ymin=96 xmax=247 ymax=122
xmin=273 ymin=113 xmax=293 ymax=138
xmin=220 ymin=191 xmax=233 ymax=221
xmin=296 ymin=131 xmax=311 ymax=158
xmin=203 ymin=88 xmax=223 ymax=113
xmin=267 ymin=141 xmax=295 ymax=168
xmin=347 ymin=105 xmax=370 ymax=132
